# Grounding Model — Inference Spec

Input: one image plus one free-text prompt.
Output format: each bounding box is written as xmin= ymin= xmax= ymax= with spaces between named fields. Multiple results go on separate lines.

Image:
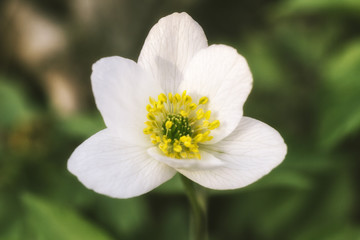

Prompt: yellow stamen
xmin=173 ymin=144 xmax=182 ymax=153
xmin=149 ymin=96 xmax=156 ymax=106
xmin=204 ymin=110 xmax=211 ymax=120
xmin=146 ymin=104 xmax=152 ymax=112
xmin=209 ymin=120 xmax=220 ymax=130
xmin=199 ymin=96 xmax=208 ymax=105
xmin=180 ymin=110 xmax=189 ymax=117
xmin=147 ymin=113 xmax=155 ymax=121
xmin=165 ymin=121 xmax=173 ymax=129
xmin=189 ymin=103 xmax=197 ymax=110
xmin=196 ymin=109 xmax=204 ymax=119
xmin=144 ymin=92 xmax=219 ymax=159
xmin=143 ymin=127 xmax=153 ymax=134
xmin=158 ymin=93 xmax=167 ymax=103
xmin=193 ymin=134 xmax=203 ymax=142
xmin=175 ymin=93 xmax=181 ymax=102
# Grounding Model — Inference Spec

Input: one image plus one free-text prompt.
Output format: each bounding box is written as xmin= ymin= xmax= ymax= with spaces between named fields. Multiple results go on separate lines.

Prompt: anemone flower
xmin=68 ymin=12 xmax=287 ymax=199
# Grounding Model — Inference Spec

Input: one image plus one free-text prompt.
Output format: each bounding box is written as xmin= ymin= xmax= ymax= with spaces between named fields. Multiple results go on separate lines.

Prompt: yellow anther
xmin=199 ymin=96 xmax=208 ymax=105
xmin=204 ymin=110 xmax=211 ymax=120
xmin=180 ymin=110 xmax=189 ymax=117
xmin=209 ymin=120 xmax=220 ymax=130
xmin=202 ymin=120 xmax=210 ymax=127
xmin=143 ymin=127 xmax=153 ymax=134
xmin=163 ymin=136 xmax=171 ymax=143
xmin=184 ymin=95 xmax=192 ymax=104
xmin=185 ymin=136 xmax=192 ymax=142
xmin=190 ymin=146 xmax=199 ymax=153
xmin=158 ymin=93 xmax=167 ymax=103
xmin=156 ymin=102 xmax=164 ymax=110
xmin=173 ymin=144 xmax=182 ymax=152
xmin=147 ymin=113 xmax=155 ymax=120
xmin=146 ymin=104 xmax=152 ymax=112
xmin=194 ymin=153 xmax=201 ymax=159
xmin=165 ymin=121 xmax=173 ymax=129
xmin=175 ymin=93 xmax=181 ymax=102
xmin=180 ymin=136 xmax=192 ymax=147
xmin=168 ymin=93 xmax=173 ymax=102
xmin=203 ymin=131 xmax=211 ymax=137
xmin=196 ymin=109 xmax=204 ymax=119
xmin=149 ymin=96 xmax=156 ymax=106
xmin=184 ymin=141 xmax=192 ymax=147
xmin=144 ymin=121 xmax=152 ymax=127
xmin=193 ymin=134 xmax=203 ymax=142
xmin=180 ymin=152 xmax=188 ymax=158
xmin=182 ymin=90 xmax=187 ymax=98
xmin=159 ymin=142 xmax=168 ymax=151
xmin=151 ymin=134 xmax=161 ymax=143
xmin=189 ymin=103 xmax=197 ymax=110
xmin=205 ymin=136 xmax=213 ymax=141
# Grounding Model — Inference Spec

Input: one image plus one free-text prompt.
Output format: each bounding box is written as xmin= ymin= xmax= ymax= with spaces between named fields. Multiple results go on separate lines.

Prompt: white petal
xmin=138 ymin=12 xmax=208 ymax=93
xmin=68 ymin=129 xmax=176 ymax=198
xmin=91 ymin=56 xmax=163 ymax=146
xmin=147 ymin=147 xmax=224 ymax=170
xmin=178 ymin=117 xmax=287 ymax=190
xmin=179 ymin=44 xmax=253 ymax=144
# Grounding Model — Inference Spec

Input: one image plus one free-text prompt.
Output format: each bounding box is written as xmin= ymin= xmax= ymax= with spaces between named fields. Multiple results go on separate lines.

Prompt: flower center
xmin=162 ymin=114 xmax=192 ymax=141
xmin=143 ymin=91 xmax=220 ymax=159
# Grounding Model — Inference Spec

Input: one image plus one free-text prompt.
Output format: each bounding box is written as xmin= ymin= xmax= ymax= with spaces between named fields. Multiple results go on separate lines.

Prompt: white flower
xmin=68 ymin=12 xmax=287 ymax=199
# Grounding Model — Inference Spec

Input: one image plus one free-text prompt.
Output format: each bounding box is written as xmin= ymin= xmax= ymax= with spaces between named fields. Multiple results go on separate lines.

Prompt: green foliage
xmin=1 ymin=0 xmax=360 ymax=239
xmin=22 ymin=194 xmax=113 ymax=240
xmin=59 ymin=113 xmax=105 ymax=139
xmin=319 ymin=40 xmax=360 ymax=148
xmin=276 ymin=0 xmax=360 ymax=16
xmin=93 ymin=197 xmax=149 ymax=237
xmin=0 ymin=78 xmax=35 ymax=128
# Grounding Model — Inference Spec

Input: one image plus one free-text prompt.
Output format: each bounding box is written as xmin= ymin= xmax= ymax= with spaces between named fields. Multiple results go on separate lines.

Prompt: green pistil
xmin=162 ymin=114 xmax=192 ymax=141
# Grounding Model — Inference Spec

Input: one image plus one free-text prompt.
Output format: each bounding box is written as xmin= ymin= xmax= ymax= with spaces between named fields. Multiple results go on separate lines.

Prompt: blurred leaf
xmin=247 ymin=168 xmax=313 ymax=191
xmin=0 ymin=220 xmax=24 ymax=240
xmin=325 ymin=40 xmax=360 ymax=92
xmin=0 ymin=78 xmax=35 ymax=128
xmin=94 ymin=197 xmax=148 ymax=237
xmin=241 ymin=35 xmax=287 ymax=91
xmin=327 ymin=226 xmax=360 ymax=240
xmin=22 ymin=193 xmax=113 ymax=240
xmin=154 ymin=173 xmax=184 ymax=194
xmin=0 ymin=194 xmax=25 ymax=240
xmin=276 ymin=0 xmax=360 ymax=17
xmin=160 ymin=204 xmax=187 ymax=240
xmin=59 ymin=113 xmax=105 ymax=138
xmin=45 ymin=171 xmax=99 ymax=209
xmin=319 ymin=96 xmax=360 ymax=148
xmin=256 ymin=191 xmax=308 ymax=238
xmin=276 ymin=23 xmax=340 ymax=67
xmin=293 ymin=168 xmax=354 ymax=240
xmin=319 ymin=40 xmax=360 ymax=148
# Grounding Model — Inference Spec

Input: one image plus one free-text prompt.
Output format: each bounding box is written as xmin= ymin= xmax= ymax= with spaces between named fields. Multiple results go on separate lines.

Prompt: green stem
xmin=181 ymin=175 xmax=208 ymax=240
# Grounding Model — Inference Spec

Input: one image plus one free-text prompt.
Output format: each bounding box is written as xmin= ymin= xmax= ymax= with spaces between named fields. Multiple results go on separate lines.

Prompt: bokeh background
xmin=1 ymin=0 xmax=360 ymax=239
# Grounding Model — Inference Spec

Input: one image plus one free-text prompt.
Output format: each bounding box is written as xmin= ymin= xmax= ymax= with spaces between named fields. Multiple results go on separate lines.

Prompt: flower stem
xmin=181 ymin=175 xmax=208 ymax=240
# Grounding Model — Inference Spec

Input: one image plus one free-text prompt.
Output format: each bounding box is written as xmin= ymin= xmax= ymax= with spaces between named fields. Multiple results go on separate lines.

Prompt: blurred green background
xmin=1 ymin=0 xmax=359 ymax=239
